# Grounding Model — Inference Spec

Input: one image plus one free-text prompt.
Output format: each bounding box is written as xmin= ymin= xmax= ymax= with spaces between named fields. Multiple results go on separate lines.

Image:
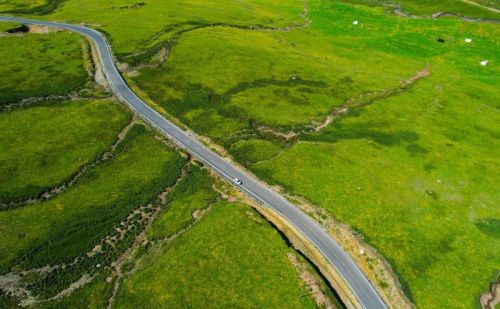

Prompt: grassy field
xmin=0 ymin=99 xmax=129 ymax=204
xmin=36 ymin=165 xmax=337 ymax=308
xmin=0 ymin=30 xmax=90 ymax=104
xmin=0 ymin=20 xmax=20 ymax=31
xmin=393 ymin=0 xmax=499 ymax=18
xmin=0 ymin=124 xmax=186 ymax=299
xmin=147 ymin=165 xmax=219 ymax=241
xmin=0 ymin=0 xmax=47 ymax=12
xmin=0 ymin=9 xmax=336 ymax=307
xmin=12 ymin=0 xmax=307 ymax=57
xmin=121 ymin=0 xmax=498 ymax=308
xmin=246 ymin=3 xmax=498 ymax=308
xmin=1 ymin=0 xmax=498 ymax=307
xmin=132 ymin=24 xmax=423 ymax=143
xmin=117 ymin=197 xmax=318 ymax=308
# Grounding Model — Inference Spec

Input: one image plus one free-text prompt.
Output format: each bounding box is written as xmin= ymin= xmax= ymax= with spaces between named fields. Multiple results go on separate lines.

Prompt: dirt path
xmin=288 ymin=252 xmax=336 ymax=308
xmin=481 ymin=275 xmax=500 ymax=309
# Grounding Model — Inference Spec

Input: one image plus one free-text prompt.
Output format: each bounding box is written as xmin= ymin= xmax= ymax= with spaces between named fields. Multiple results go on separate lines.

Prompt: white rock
xmin=480 ymin=60 xmax=489 ymax=66
xmin=353 ymin=20 xmax=359 ymax=25
xmin=465 ymin=38 xmax=472 ymax=43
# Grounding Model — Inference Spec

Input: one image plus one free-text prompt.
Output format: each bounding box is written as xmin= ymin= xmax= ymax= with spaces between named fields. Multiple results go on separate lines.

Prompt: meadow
xmin=0 ymin=13 xmax=334 ymax=308
xmin=0 ymin=0 xmax=47 ymax=13
xmin=120 ymin=0 xmax=498 ymax=307
xmin=0 ymin=30 xmax=90 ymax=104
xmin=0 ymin=124 xmax=187 ymax=299
xmin=117 ymin=187 xmax=320 ymax=308
xmin=11 ymin=0 xmax=307 ymax=57
xmin=1 ymin=0 xmax=498 ymax=307
xmin=146 ymin=165 xmax=219 ymax=241
xmin=0 ymin=99 xmax=129 ymax=204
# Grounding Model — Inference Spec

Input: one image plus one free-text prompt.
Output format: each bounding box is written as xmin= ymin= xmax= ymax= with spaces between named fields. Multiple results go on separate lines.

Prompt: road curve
xmin=1 ymin=16 xmax=387 ymax=309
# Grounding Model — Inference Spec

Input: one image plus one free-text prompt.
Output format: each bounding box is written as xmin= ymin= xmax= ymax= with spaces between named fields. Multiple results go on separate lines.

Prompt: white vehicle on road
xmin=234 ymin=178 xmax=243 ymax=185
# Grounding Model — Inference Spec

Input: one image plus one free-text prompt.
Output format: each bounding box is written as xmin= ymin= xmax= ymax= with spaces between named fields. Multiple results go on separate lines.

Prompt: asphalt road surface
xmin=0 ymin=16 xmax=387 ymax=309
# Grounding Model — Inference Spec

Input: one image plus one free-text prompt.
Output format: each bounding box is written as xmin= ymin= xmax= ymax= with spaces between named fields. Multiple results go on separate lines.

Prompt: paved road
xmin=1 ymin=16 xmax=387 ymax=309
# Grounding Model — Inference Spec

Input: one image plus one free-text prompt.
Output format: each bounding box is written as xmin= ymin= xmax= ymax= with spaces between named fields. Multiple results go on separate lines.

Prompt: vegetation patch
xmin=0 ymin=31 xmax=89 ymax=105
xmin=115 ymin=201 xmax=319 ymax=308
xmin=147 ymin=165 xmax=219 ymax=241
xmin=127 ymin=0 xmax=498 ymax=307
xmin=3 ymin=0 xmax=66 ymax=15
xmin=42 ymin=0 xmax=305 ymax=55
xmin=0 ymin=124 xmax=186 ymax=302
xmin=0 ymin=99 xmax=129 ymax=204
xmin=0 ymin=0 xmax=47 ymax=13
xmin=230 ymin=138 xmax=283 ymax=165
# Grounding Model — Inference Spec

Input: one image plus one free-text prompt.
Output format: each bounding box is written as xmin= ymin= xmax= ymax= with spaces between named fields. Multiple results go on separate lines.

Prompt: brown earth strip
xmin=288 ymin=252 xmax=337 ymax=308
xmin=480 ymin=275 xmax=500 ymax=309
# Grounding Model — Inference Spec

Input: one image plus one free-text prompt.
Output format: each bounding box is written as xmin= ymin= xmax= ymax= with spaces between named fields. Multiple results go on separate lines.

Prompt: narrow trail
xmin=0 ymin=119 xmax=136 ymax=211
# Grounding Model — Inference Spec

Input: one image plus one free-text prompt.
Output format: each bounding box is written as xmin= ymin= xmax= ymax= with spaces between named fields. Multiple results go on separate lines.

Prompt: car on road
xmin=234 ymin=178 xmax=243 ymax=185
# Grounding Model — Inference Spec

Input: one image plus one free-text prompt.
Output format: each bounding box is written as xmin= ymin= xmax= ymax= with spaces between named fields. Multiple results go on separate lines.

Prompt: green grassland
xmin=475 ymin=0 xmax=500 ymax=10
xmin=39 ymin=165 xmax=335 ymax=308
xmin=0 ymin=20 xmax=19 ymax=31
xmin=0 ymin=30 xmax=90 ymax=104
xmin=0 ymin=0 xmax=47 ymax=12
xmin=20 ymin=0 xmax=306 ymax=57
xmin=1 ymin=0 xmax=498 ymax=308
xmin=0 ymin=99 xmax=129 ymax=204
xmin=146 ymin=165 xmax=219 ymax=241
xmin=0 ymin=12 xmax=333 ymax=308
xmin=251 ymin=4 xmax=498 ymax=309
xmin=132 ymin=24 xmax=423 ymax=142
xmin=118 ymin=0 xmax=497 ymax=308
xmin=115 ymin=170 xmax=318 ymax=308
xmin=0 ymin=124 xmax=186 ymax=298
xmin=393 ymin=0 xmax=499 ymax=18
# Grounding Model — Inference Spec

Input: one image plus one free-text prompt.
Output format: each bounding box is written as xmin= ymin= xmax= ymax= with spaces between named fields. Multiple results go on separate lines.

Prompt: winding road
xmin=0 ymin=16 xmax=387 ymax=309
